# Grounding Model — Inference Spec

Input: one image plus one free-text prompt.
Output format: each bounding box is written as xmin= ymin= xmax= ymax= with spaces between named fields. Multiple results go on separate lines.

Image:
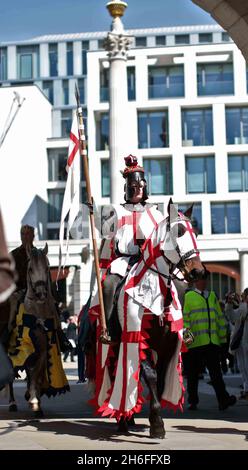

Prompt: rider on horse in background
xmin=6 ymin=225 xmax=38 ymax=332
xmin=11 ymin=224 xmax=34 ymax=293
xmin=101 ymin=154 xmax=164 ymax=342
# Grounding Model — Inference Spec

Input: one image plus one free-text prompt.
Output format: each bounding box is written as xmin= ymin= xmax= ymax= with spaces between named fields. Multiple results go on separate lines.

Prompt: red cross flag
xmin=58 ymin=112 xmax=80 ymax=274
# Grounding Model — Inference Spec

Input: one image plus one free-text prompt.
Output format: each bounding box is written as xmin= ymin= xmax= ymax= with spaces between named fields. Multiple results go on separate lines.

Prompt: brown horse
xmin=7 ymin=245 xmax=69 ymax=416
xmin=87 ymin=201 xmax=205 ymax=438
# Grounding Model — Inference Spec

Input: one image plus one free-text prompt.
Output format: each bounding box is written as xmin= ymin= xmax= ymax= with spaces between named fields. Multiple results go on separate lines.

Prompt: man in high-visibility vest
xmin=183 ymin=275 xmax=237 ymax=411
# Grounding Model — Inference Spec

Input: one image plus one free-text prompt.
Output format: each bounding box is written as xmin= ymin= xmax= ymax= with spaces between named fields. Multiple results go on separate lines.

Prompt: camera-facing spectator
xmin=225 ymin=292 xmax=240 ymax=309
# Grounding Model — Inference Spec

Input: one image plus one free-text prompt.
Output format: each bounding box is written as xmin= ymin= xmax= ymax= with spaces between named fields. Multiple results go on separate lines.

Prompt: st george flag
xmin=58 ymin=112 xmax=80 ymax=275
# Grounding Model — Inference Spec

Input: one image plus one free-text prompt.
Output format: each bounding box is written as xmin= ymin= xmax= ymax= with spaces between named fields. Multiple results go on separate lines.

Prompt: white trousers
xmin=236 ymin=346 xmax=248 ymax=392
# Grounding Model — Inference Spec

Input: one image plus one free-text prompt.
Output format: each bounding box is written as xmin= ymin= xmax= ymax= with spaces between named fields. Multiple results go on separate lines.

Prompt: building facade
xmin=1 ymin=24 xmax=248 ymax=307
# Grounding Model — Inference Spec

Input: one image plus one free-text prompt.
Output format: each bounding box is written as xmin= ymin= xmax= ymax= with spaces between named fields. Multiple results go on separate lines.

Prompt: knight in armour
xmin=101 ymin=155 xmax=163 ymax=342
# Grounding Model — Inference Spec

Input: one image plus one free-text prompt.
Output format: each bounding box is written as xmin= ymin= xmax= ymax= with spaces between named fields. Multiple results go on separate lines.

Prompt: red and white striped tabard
xmin=89 ymin=203 xmax=184 ymax=419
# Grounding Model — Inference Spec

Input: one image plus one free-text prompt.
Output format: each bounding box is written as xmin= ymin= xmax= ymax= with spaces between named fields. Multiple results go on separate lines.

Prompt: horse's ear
xmin=43 ymin=243 xmax=48 ymax=256
xmin=167 ymin=197 xmax=178 ymax=223
xmin=184 ymin=204 xmax=194 ymax=220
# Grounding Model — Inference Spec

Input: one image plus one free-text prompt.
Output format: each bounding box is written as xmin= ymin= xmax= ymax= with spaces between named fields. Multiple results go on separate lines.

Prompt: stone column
xmin=105 ymin=1 xmax=132 ymax=204
xmin=239 ymin=250 xmax=248 ymax=292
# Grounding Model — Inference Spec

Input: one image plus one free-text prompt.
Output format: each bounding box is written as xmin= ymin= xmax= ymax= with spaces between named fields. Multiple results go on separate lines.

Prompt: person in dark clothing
xmin=63 ymin=316 xmax=78 ymax=362
xmin=76 ymin=295 xmax=93 ymax=383
xmin=10 ymin=225 xmax=35 ymax=292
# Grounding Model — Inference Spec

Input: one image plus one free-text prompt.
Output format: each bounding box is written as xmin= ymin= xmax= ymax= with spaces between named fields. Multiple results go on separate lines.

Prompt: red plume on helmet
xmin=121 ymin=155 xmax=148 ymax=202
xmin=121 ymin=154 xmax=145 ymax=178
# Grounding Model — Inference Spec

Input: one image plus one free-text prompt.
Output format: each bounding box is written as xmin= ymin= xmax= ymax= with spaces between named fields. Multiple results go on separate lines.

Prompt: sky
xmin=0 ymin=0 xmax=216 ymax=43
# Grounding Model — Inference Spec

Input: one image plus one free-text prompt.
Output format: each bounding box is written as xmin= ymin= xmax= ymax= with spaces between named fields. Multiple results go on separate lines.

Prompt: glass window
xmin=197 ymin=62 xmax=234 ymax=96
xmin=226 ymin=107 xmax=248 ymax=144
xmin=17 ymin=45 xmax=39 ymax=80
xmin=100 ymin=68 xmax=109 ymax=102
xmin=209 ymin=272 xmax=236 ymax=300
xmin=82 ymin=40 xmax=89 ymax=75
xmin=98 ymin=39 xmax=105 ymax=50
xmin=43 ymin=80 xmax=54 ymax=104
xmin=48 ymin=149 xmax=67 ymax=181
xmin=101 ymin=160 xmax=110 ymax=197
xmin=0 ymin=48 xmax=7 ymax=80
xmin=228 ymin=154 xmax=248 ymax=191
xmin=96 ymin=113 xmax=109 ymax=151
xmin=211 ymin=202 xmax=240 ymax=234
xmin=182 ymin=108 xmax=213 ymax=146
xmin=67 ymin=42 xmax=73 ymax=76
xmin=135 ymin=37 xmax=147 ymax=47
xmin=156 ymin=36 xmax=166 ymax=46
xmin=20 ymin=54 xmax=32 ymax=79
xmin=49 ymin=43 xmax=58 ymax=77
xmin=62 ymin=79 xmax=69 ymax=105
xmin=222 ymin=32 xmax=231 ymax=42
xmin=82 ymin=40 xmax=89 ymax=50
xmin=77 ymin=78 xmax=85 ymax=104
xmin=199 ymin=33 xmax=212 ymax=43
xmin=61 ymin=109 xmax=72 ymax=138
xmin=138 ymin=111 xmax=169 ymax=148
xmin=186 ymin=155 xmax=216 ymax=193
xmin=127 ymin=66 xmax=136 ymax=101
xmin=175 ymin=34 xmax=190 ymax=45
xmin=212 ymin=272 xmax=220 ymax=296
xmin=47 ymin=228 xmax=61 ymax=240
xmin=143 ymin=158 xmax=173 ymax=195
xmin=48 ymin=189 xmax=65 ymax=222
xmin=100 ymin=66 xmax=135 ymax=102
xmin=178 ymin=202 xmax=202 ymax=235
xmin=148 ymin=65 xmax=184 ymax=99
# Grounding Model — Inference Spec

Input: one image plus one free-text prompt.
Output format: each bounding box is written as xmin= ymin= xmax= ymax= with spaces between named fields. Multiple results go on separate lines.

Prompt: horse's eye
xmin=172 ymin=223 xmax=186 ymax=238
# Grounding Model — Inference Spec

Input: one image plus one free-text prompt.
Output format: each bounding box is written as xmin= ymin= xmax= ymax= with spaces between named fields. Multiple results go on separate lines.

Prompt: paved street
xmin=0 ymin=361 xmax=247 ymax=451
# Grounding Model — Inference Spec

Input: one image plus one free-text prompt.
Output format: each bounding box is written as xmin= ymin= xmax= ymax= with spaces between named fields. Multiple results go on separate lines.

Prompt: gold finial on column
xmin=106 ymin=1 xmax=128 ymax=18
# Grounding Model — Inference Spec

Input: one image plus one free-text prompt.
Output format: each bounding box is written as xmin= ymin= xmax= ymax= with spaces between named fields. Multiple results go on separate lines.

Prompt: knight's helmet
xmin=121 ymin=155 xmax=148 ymax=202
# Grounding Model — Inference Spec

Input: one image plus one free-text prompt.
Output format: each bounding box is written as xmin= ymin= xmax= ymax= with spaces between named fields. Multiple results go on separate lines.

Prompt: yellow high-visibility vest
xmin=183 ymin=290 xmax=227 ymax=349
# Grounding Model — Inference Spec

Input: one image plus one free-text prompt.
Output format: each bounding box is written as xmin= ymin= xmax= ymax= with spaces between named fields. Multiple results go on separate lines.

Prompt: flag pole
xmin=75 ymin=85 xmax=111 ymax=344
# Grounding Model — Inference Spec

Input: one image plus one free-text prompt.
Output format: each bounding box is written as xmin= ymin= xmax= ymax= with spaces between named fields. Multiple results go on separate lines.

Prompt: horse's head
xmin=26 ymin=244 xmax=50 ymax=303
xmin=161 ymin=199 xmax=205 ymax=283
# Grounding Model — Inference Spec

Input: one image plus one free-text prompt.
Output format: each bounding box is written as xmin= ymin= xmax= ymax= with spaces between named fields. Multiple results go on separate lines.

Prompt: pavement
xmin=0 ymin=360 xmax=247 ymax=452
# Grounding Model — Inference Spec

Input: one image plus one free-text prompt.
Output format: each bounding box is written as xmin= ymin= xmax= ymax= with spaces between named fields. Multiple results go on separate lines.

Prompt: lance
xmin=75 ymin=85 xmax=111 ymax=344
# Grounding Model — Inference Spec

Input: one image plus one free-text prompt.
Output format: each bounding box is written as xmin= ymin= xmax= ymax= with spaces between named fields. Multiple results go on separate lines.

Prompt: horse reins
xmin=26 ymin=250 xmax=49 ymax=299
xmin=142 ymin=216 xmax=200 ymax=284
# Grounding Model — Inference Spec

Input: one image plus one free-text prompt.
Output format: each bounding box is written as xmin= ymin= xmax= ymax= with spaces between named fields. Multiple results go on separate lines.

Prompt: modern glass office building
xmin=1 ymin=23 xmax=247 ymax=308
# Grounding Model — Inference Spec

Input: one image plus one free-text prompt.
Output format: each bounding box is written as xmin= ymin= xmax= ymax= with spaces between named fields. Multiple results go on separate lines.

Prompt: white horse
xmin=90 ymin=200 xmax=205 ymax=438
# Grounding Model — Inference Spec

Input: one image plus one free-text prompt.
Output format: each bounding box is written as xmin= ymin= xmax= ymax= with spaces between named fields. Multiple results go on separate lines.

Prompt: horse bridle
xmin=27 ymin=271 xmax=49 ymax=297
xmin=143 ymin=216 xmax=199 ymax=285
xmin=27 ymin=253 xmax=49 ymax=299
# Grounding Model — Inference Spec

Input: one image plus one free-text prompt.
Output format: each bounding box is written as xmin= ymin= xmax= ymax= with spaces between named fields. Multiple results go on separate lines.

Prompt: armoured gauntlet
xmin=183 ymin=328 xmax=194 ymax=346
